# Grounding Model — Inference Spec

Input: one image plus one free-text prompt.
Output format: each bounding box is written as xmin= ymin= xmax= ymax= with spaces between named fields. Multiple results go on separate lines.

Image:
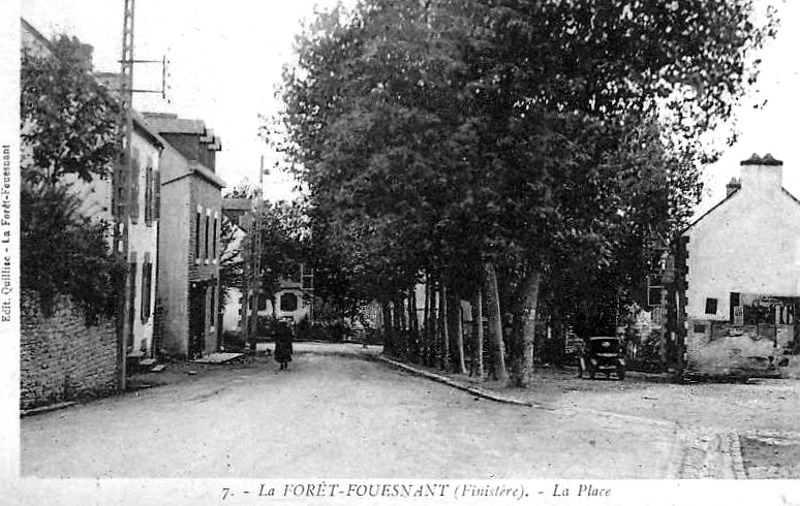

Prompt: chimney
xmin=725 ymin=177 xmax=741 ymax=197
xmin=740 ymin=153 xmax=783 ymax=196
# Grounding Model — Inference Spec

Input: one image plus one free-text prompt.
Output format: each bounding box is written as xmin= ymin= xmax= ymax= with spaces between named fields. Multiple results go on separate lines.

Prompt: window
xmin=212 ymin=217 xmax=218 ymax=259
xmin=153 ymin=169 xmax=161 ymax=221
xmin=144 ymin=160 xmax=153 ymax=226
xmin=705 ymin=298 xmax=718 ymax=315
xmin=204 ymin=214 xmax=210 ymax=260
xmin=130 ymin=148 xmax=140 ymax=224
xmin=140 ymin=254 xmax=153 ymax=323
xmin=280 ymin=293 xmax=298 ymax=312
xmin=195 ymin=211 xmax=201 ymax=261
xmin=647 ymin=286 xmax=663 ymax=307
xmin=127 ymin=255 xmax=138 ymax=349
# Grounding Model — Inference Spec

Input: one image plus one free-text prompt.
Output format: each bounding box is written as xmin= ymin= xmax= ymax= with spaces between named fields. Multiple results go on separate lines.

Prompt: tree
xmin=20 ymin=32 xmax=124 ymax=322
xmin=279 ymin=0 xmax=776 ymax=386
xmin=20 ymin=174 xmax=124 ymax=322
xmin=461 ymin=0 xmax=776 ymax=386
xmin=218 ymin=213 xmax=244 ymax=310
xmin=21 ymin=35 xmax=120 ymax=184
xmin=255 ymin=200 xmax=310 ymax=313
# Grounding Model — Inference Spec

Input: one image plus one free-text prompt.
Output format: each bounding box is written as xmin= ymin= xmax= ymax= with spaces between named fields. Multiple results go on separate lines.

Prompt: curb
xmin=20 ymin=401 xmax=76 ymax=418
xmin=372 ymin=354 xmax=544 ymax=408
xmin=728 ymin=432 xmax=747 ymax=479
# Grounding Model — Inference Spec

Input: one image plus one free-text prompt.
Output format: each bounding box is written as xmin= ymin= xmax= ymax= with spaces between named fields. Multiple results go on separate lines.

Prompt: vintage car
xmin=578 ymin=336 xmax=626 ymax=380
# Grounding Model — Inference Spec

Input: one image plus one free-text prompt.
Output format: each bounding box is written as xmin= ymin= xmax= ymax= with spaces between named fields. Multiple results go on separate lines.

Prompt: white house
xmin=680 ymin=154 xmax=800 ymax=377
xmin=67 ymin=113 xmax=164 ymax=359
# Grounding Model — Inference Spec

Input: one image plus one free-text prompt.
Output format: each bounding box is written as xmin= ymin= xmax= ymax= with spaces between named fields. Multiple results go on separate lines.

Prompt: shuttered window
xmin=153 ymin=169 xmax=161 ymax=221
xmin=129 ymin=148 xmax=140 ymax=224
xmin=144 ymin=161 xmax=153 ymax=226
xmin=141 ymin=253 xmax=153 ymax=323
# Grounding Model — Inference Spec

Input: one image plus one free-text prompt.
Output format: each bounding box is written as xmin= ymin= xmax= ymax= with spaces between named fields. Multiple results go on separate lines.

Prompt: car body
xmin=578 ymin=336 xmax=626 ymax=380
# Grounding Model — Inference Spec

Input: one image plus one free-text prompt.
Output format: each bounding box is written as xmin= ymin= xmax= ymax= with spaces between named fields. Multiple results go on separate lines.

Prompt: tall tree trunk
xmin=440 ymin=285 xmax=450 ymax=371
xmin=433 ymin=280 xmax=441 ymax=367
xmin=408 ymin=288 xmax=420 ymax=362
xmin=510 ymin=269 xmax=541 ymax=388
xmin=381 ymin=300 xmax=393 ymax=356
xmin=473 ymin=289 xmax=485 ymax=379
xmin=394 ymin=294 xmax=406 ymax=359
xmin=423 ymin=277 xmax=431 ymax=366
xmin=451 ymin=292 xmax=467 ymax=374
xmin=483 ymin=262 xmax=509 ymax=381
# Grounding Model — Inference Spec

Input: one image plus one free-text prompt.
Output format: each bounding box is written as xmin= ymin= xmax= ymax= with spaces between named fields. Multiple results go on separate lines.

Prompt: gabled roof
xmin=189 ymin=161 xmax=226 ymax=189
xmin=142 ymin=112 xmax=207 ymax=135
xmin=683 ymin=185 xmax=800 ymax=235
xmin=222 ymin=198 xmax=254 ymax=211
xmin=21 ymin=17 xmax=54 ymax=54
xmin=132 ymin=110 xmax=165 ymax=149
xmin=682 ymin=189 xmax=739 ymax=235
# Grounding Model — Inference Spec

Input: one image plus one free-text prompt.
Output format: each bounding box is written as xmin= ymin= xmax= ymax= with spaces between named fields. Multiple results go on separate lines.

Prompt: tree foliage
xmin=21 ymin=177 xmax=124 ymax=321
xmin=20 ymin=32 xmax=124 ymax=322
xmin=21 ymin=35 xmax=120 ymax=184
xmin=255 ymin=200 xmax=310 ymax=304
xmin=278 ymin=0 xmax=776 ymax=384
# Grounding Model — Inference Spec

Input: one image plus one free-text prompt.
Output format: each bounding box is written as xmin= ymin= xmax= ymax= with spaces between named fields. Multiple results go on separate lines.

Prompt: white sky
xmin=19 ymin=0 xmax=800 ymax=213
xmin=21 ymin=0 xmax=338 ymax=201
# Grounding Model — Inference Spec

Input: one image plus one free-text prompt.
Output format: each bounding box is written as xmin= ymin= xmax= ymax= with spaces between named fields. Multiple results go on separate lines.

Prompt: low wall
xmin=20 ymin=292 xmax=119 ymax=410
xmin=685 ymin=320 xmax=789 ymax=378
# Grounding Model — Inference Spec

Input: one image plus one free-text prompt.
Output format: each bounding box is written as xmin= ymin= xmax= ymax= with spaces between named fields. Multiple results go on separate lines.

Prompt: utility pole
xmin=114 ymin=0 xmax=169 ymax=392
xmin=242 ymin=158 xmax=265 ymax=351
xmin=114 ymin=0 xmax=136 ymax=394
xmin=252 ymin=157 xmax=265 ymax=342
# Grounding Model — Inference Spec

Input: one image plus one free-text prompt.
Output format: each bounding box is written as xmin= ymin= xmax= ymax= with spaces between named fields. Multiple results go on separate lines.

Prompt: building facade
xmin=258 ymin=265 xmax=314 ymax=324
xmin=679 ymin=154 xmax=800 ymax=378
xmin=145 ymin=113 xmax=225 ymax=358
xmin=220 ymin=197 xmax=255 ymax=336
xmin=22 ymin=19 xmax=164 ymax=360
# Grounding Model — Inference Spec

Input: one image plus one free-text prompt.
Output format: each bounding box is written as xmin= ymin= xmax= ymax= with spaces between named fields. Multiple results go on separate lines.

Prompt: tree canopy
xmin=21 ymin=35 xmax=120 ymax=184
xmin=20 ymin=34 xmax=124 ymax=320
xmin=278 ymin=0 xmax=776 ymax=384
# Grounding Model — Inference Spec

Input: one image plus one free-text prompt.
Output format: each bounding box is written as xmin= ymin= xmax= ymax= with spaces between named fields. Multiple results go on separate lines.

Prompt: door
xmin=189 ymin=282 xmax=207 ymax=359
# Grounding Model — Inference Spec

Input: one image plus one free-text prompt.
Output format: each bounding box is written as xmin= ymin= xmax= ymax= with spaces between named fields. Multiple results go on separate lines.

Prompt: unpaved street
xmin=22 ymin=345 xmax=681 ymax=479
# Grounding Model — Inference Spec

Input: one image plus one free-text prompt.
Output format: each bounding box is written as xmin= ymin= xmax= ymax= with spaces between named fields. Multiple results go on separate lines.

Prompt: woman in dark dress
xmin=274 ymin=323 xmax=293 ymax=370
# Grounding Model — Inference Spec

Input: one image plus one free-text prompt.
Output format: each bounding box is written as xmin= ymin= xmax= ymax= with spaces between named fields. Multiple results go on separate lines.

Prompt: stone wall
xmin=20 ymin=292 xmax=118 ymax=410
xmin=685 ymin=320 xmax=786 ymax=378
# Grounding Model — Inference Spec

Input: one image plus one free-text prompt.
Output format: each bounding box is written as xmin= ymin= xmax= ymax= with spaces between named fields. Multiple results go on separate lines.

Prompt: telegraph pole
xmin=252 ymin=157 xmax=265 ymax=339
xmin=114 ymin=0 xmax=136 ymax=394
xmin=114 ymin=0 xmax=169 ymax=392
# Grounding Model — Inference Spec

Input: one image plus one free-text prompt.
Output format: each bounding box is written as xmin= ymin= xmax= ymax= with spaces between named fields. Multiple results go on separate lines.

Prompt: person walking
xmin=274 ymin=322 xmax=294 ymax=370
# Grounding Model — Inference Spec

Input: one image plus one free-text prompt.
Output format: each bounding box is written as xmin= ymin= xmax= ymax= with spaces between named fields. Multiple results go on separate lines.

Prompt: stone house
xmin=678 ymin=154 xmax=800 ymax=378
xmin=144 ymin=113 xmax=225 ymax=358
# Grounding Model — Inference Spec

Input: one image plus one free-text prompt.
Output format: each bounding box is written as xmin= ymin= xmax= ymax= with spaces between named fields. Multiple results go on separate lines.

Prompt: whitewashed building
xmin=680 ymin=154 xmax=800 ymax=377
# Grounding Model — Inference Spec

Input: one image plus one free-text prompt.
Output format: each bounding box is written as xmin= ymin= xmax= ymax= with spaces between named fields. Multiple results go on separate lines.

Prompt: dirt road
xmin=21 ymin=344 xmax=681 ymax=478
